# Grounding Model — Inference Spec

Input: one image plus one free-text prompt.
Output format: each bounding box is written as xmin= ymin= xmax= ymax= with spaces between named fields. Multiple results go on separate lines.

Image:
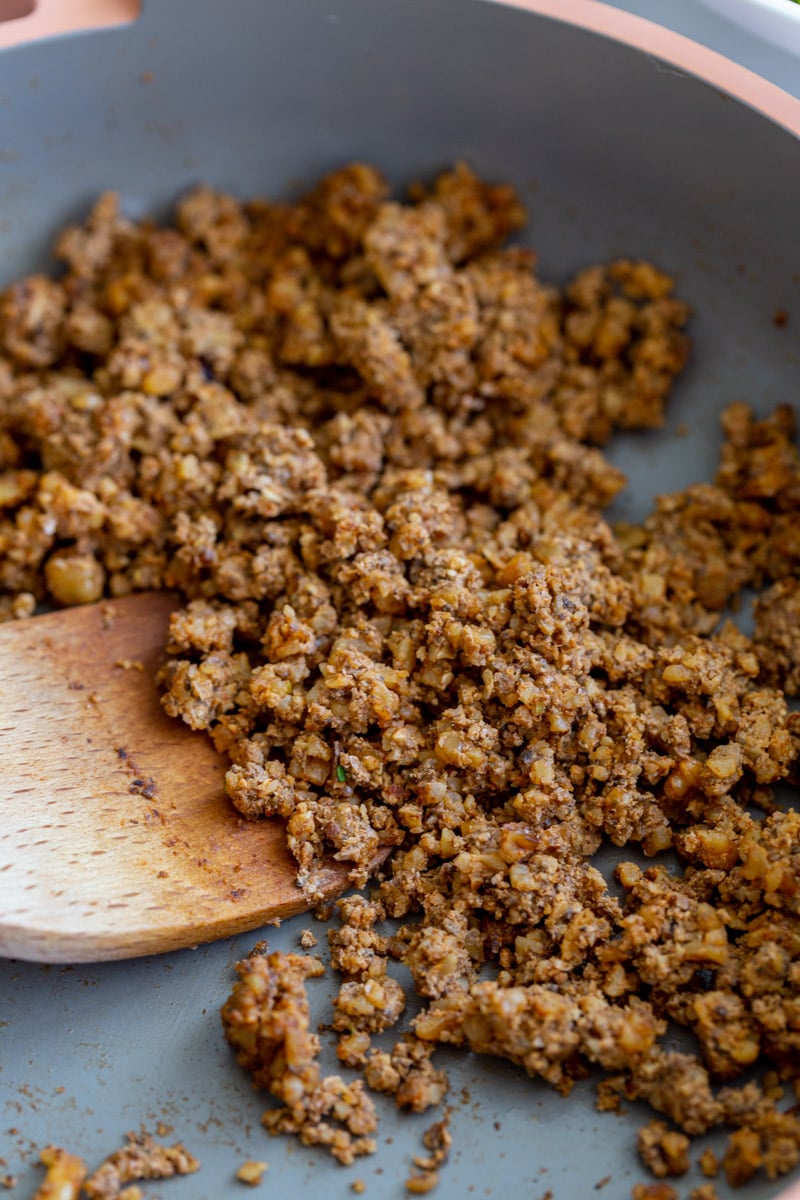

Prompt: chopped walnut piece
xmin=405 ymin=1170 xmax=440 ymax=1195
xmin=636 ymin=1121 xmax=690 ymax=1178
xmin=33 ymin=1146 xmax=86 ymax=1200
xmin=364 ymin=1037 xmax=449 ymax=1114
xmin=698 ymin=1147 xmax=719 ymax=1178
xmin=690 ymin=1187 xmax=719 ymax=1200
xmin=235 ymin=1160 xmax=268 ymax=1186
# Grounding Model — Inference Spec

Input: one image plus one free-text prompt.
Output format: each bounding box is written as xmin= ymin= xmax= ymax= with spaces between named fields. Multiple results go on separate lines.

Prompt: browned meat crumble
xmin=82 ymin=1132 xmax=199 ymax=1199
xmin=631 ymin=1185 xmax=679 ymax=1200
xmin=31 ymin=1134 xmax=198 ymax=1200
xmin=2 ymin=162 xmax=798 ymax=1191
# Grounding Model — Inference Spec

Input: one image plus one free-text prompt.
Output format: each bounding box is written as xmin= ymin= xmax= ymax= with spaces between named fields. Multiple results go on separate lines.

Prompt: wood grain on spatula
xmin=0 ymin=592 xmax=357 ymax=963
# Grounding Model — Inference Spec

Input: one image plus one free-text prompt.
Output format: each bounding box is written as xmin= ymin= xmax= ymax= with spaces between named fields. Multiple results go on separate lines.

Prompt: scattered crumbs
xmin=299 ymin=929 xmax=318 ymax=949
xmin=119 ymin=1188 xmax=143 ymax=1200
xmin=1 ymin=1176 xmax=16 ymax=1190
xmin=351 ymin=1180 xmax=366 ymax=1195
xmin=128 ymin=777 xmax=157 ymax=799
xmin=83 ymin=1130 xmax=199 ymax=1196
xmin=594 ymin=1176 xmax=612 ymax=1190
xmin=100 ymin=603 xmax=118 ymax=628
xmin=413 ymin=1115 xmax=451 ymax=1175
xmin=690 ymin=1187 xmax=718 ymax=1200
xmin=235 ymin=1160 xmax=268 ymax=1186
xmin=114 ymin=658 xmax=144 ymax=672
xmin=773 ymin=308 xmax=788 ymax=328
xmin=537 ymin=1192 xmax=553 ymax=1200
xmin=155 ymin=1123 xmax=172 ymax=1138
xmin=313 ymin=903 xmax=334 ymax=921
xmin=140 ymin=71 xmax=154 ymax=84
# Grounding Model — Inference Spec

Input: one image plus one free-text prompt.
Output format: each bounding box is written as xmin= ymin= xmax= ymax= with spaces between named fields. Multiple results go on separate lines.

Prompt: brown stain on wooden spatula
xmin=0 ymin=592 xmax=372 ymax=964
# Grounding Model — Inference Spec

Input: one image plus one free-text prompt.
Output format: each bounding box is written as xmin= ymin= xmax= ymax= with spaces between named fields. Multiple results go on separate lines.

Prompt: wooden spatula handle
xmin=0 ymin=593 xmax=342 ymax=962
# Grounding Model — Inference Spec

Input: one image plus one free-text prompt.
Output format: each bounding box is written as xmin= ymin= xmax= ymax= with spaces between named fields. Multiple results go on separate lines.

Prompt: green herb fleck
xmin=336 ymin=764 xmax=347 ymax=782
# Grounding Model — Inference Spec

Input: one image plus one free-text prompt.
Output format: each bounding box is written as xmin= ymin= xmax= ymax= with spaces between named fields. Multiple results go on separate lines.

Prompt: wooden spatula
xmin=0 ymin=592 xmax=367 ymax=964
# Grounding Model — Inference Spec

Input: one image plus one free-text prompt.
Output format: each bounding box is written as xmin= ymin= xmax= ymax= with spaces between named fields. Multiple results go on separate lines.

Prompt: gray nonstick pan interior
xmin=1 ymin=1 xmax=798 ymax=1197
